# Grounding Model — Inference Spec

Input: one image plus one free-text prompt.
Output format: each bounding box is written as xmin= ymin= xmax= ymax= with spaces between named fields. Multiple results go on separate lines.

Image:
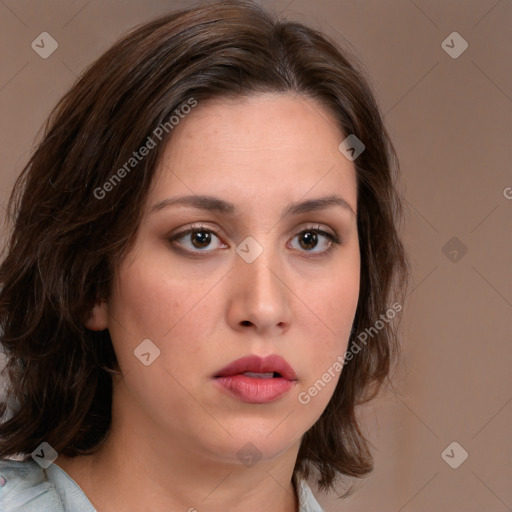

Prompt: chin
xmin=204 ymin=420 xmax=302 ymax=463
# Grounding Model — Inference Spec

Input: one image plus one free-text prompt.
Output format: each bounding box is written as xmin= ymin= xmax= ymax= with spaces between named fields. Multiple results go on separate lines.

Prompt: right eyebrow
xmin=150 ymin=195 xmax=236 ymax=215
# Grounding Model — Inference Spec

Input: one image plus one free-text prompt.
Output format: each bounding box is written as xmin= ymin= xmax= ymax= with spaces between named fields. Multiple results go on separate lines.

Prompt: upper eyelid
xmin=171 ymin=222 xmax=337 ymax=240
xmin=170 ymin=224 xmax=339 ymax=250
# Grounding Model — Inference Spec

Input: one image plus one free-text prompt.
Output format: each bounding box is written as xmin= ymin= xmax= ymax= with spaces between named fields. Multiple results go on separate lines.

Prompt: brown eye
xmin=169 ymin=226 xmax=227 ymax=253
xmin=289 ymin=229 xmax=338 ymax=254
xmin=189 ymin=229 xmax=212 ymax=249
xmin=299 ymin=231 xmax=318 ymax=250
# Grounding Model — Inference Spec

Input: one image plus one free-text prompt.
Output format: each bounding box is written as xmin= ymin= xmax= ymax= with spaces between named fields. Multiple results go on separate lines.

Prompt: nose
xmin=226 ymin=245 xmax=293 ymax=337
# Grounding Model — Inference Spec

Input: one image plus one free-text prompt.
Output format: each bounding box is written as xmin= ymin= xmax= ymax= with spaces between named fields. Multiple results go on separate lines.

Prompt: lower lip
xmin=214 ymin=374 xmax=296 ymax=404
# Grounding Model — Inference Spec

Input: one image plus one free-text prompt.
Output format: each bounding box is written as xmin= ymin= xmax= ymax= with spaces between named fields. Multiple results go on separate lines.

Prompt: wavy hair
xmin=0 ymin=0 xmax=409 ymax=497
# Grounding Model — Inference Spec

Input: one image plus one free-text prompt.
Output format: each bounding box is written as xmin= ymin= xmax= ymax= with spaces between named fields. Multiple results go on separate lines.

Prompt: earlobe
xmin=85 ymin=300 xmax=109 ymax=331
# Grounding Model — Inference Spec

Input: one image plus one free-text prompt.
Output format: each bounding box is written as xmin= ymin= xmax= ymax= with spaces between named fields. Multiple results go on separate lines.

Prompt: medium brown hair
xmin=0 ymin=0 xmax=408 ymax=497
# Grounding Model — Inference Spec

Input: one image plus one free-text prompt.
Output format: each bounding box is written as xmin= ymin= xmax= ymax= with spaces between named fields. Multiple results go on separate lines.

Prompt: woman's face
xmin=98 ymin=93 xmax=360 ymax=465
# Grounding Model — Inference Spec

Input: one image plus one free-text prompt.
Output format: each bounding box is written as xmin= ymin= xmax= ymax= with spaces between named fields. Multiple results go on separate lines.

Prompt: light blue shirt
xmin=0 ymin=458 xmax=325 ymax=511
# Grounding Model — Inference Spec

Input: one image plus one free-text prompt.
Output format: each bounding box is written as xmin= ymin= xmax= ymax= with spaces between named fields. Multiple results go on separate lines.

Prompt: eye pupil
xmin=191 ymin=230 xmax=211 ymax=248
xmin=300 ymin=231 xmax=317 ymax=250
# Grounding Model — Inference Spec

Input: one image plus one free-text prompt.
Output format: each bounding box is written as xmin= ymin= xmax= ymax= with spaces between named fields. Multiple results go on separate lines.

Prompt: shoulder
xmin=0 ymin=458 xmax=65 ymax=512
xmin=296 ymin=478 xmax=325 ymax=512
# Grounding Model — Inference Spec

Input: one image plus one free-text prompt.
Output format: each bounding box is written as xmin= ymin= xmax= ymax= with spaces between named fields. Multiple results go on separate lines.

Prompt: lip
xmin=213 ymin=355 xmax=298 ymax=404
xmin=214 ymin=354 xmax=297 ymax=380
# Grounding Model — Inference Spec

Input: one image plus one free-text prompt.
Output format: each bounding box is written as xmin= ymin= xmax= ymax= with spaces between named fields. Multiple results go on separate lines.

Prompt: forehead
xmin=149 ymin=93 xmax=357 ymax=210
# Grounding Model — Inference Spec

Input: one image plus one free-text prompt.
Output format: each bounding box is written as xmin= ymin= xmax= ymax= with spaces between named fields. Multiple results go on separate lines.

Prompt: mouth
xmin=213 ymin=354 xmax=297 ymax=404
xmin=241 ymin=371 xmax=281 ymax=378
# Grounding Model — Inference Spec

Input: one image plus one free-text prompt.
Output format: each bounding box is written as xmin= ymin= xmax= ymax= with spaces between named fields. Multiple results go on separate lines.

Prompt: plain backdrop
xmin=0 ymin=1 xmax=511 ymax=511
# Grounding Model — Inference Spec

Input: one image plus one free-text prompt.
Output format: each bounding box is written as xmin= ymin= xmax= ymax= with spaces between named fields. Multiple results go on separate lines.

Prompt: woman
xmin=0 ymin=1 xmax=408 ymax=511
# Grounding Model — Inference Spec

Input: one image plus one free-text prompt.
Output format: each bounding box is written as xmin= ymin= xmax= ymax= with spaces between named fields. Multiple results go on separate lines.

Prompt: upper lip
xmin=214 ymin=354 xmax=297 ymax=381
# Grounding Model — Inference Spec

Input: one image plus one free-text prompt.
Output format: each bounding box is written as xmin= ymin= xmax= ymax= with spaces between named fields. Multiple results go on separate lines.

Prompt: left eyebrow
xmin=281 ymin=195 xmax=356 ymax=218
xmin=150 ymin=194 xmax=356 ymax=217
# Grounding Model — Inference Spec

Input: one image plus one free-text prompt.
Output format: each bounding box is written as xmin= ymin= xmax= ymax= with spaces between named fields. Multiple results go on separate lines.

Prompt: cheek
xmin=297 ymin=260 xmax=359 ymax=398
xmin=309 ymin=259 xmax=360 ymax=342
xmin=106 ymin=265 xmax=216 ymax=417
xmin=107 ymin=260 xmax=218 ymax=376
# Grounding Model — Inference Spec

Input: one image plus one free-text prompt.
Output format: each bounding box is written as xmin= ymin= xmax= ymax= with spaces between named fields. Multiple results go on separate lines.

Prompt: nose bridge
xmin=233 ymin=234 xmax=291 ymax=330
xmin=239 ymin=238 xmax=282 ymax=298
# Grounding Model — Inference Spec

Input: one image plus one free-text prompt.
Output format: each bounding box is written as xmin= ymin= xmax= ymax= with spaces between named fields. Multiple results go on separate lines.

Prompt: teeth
xmin=243 ymin=372 xmax=275 ymax=379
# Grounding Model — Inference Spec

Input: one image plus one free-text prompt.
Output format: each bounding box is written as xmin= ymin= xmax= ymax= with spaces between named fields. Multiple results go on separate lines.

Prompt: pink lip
xmin=213 ymin=355 xmax=298 ymax=404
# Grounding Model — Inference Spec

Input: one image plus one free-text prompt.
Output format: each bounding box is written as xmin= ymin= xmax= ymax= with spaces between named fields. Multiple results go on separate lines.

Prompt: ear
xmin=85 ymin=300 xmax=109 ymax=331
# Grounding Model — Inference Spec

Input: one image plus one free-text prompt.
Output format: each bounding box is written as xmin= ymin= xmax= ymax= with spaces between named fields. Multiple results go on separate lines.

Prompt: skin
xmin=55 ymin=93 xmax=360 ymax=512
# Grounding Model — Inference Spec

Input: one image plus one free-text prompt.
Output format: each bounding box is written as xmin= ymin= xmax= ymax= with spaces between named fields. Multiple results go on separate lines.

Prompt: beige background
xmin=1 ymin=1 xmax=511 ymax=511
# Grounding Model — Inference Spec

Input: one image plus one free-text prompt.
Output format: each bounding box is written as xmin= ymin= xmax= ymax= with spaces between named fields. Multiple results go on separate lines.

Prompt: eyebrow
xmin=150 ymin=194 xmax=356 ymax=218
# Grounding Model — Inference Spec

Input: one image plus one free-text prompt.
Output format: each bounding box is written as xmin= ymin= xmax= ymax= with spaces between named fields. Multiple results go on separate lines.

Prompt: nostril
xmin=240 ymin=320 xmax=252 ymax=327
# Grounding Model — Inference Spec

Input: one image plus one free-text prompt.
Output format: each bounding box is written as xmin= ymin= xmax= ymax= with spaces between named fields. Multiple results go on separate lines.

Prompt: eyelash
xmin=168 ymin=223 xmax=341 ymax=257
